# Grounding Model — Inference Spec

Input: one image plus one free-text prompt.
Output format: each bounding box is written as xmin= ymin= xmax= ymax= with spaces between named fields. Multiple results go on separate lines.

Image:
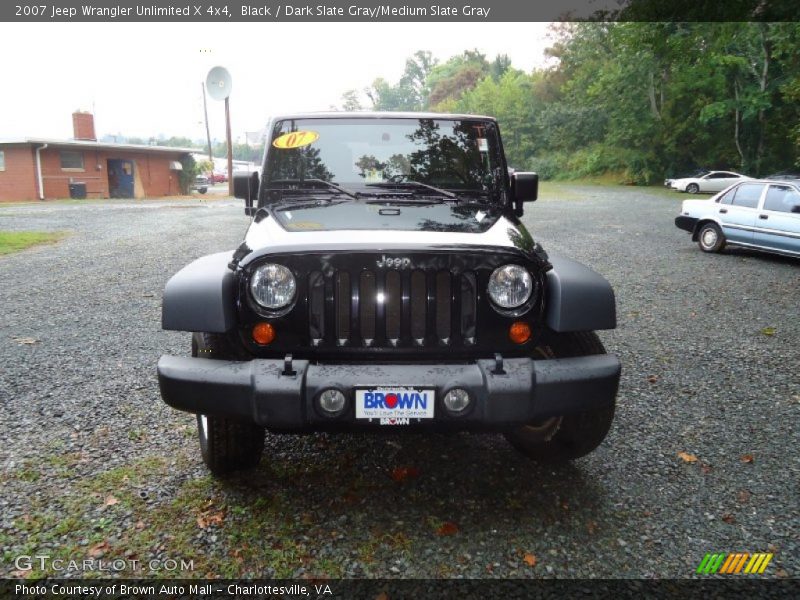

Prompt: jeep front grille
xmin=308 ymin=269 xmax=477 ymax=348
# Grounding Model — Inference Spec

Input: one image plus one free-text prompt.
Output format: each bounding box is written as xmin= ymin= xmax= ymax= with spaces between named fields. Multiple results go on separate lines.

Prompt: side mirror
xmin=511 ymin=172 xmax=538 ymax=216
xmin=234 ymin=172 xmax=259 ymax=216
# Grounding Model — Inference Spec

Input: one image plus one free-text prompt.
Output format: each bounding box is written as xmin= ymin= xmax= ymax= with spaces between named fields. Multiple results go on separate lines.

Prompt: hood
xmin=234 ymin=199 xmax=546 ymax=268
xmin=680 ymin=197 xmax=716 ymax=215
xmin=271 ymin=198 xmax=502 ymax=234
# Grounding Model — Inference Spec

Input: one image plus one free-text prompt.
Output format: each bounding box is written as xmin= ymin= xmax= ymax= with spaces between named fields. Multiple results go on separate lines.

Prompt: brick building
xmin=0 ymin=112 xmax=198 ymax=202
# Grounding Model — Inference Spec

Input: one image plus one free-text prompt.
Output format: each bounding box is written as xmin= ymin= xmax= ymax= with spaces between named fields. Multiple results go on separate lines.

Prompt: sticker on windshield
xmin=272 ymin=130 xmax=319 ymax=149
xmin=477 ymin=138 xmax=488 ymax=152
xmin=363 ymin=168 xmax=382 ymax=183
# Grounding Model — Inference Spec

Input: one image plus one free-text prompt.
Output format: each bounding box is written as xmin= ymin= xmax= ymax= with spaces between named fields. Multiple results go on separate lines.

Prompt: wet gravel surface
xmin=0 ymin=188 xmax=798 ymax=579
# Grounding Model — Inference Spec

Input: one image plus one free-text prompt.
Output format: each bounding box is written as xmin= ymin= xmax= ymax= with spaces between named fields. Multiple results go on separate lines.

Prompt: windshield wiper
xmin=366 ymin=181 xmax=458 ymax=199
xmin=267 ymin=178 xmax=360 ymax=199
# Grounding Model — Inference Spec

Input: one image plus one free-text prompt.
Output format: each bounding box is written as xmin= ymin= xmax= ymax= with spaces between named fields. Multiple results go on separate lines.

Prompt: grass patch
xmin=537 ymin=182 xmax=584 ymax=201
xmin=637 ymin=185 xmax=688 ymax=199
xmin=0 ymin=231 xmax=66 ymax=255
xmin=538 ymin=180 xmax=686 ymax=202
xmin=6 ymin=445 xmax=431 ymax=579
xmin=558 ymin=171 xmax=632 ymax=186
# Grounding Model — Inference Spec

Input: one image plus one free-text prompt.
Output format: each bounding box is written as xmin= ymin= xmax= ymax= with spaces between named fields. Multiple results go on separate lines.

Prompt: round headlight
xmin=488 ymin=264 xmax=533 ymax=309
xmin=250 ymin=263 xmax=296 ymax=309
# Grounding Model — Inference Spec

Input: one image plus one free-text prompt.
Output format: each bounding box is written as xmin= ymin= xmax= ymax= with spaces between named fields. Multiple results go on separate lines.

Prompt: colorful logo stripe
xmin=696 ymin=553 xmax=773 ymax=574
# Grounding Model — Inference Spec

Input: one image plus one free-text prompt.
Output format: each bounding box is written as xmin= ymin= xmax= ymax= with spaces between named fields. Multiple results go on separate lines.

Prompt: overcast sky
xmin=1 ymin=23 xmax=555 ymax=144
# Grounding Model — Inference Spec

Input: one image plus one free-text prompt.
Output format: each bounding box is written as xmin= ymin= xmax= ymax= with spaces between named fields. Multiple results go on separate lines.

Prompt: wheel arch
xmin=544 ymin=253 xmax=616 ymax=332
xmin=691 ymin=218 xmax=720 ymax=242
xmin=162 ymin=251 xmax=237 ymax=333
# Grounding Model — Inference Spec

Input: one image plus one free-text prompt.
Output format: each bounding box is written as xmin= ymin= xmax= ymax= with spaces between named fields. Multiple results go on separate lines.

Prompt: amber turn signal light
xmin=252 ymin=322 xmax=276 ymax=345
xmin=508 ymin=321 xmax=531 ymax=344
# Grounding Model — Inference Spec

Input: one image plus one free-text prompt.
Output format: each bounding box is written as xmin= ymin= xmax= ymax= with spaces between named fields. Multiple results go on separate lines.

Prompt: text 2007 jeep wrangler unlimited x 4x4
xmin=157 ymin=112 xmax=621 ymax=475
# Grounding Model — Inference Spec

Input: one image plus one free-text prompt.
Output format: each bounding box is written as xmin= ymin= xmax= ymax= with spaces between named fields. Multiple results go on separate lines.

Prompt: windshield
xmin=263 ymin=118 xmax=505 ymax=201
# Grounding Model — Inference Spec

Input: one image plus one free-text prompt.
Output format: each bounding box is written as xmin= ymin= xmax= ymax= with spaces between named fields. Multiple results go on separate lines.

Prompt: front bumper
xmin=675 ymin=215 xmax=698 ymax=233
xmin=157 ymin=354 xmax=621 ymax=431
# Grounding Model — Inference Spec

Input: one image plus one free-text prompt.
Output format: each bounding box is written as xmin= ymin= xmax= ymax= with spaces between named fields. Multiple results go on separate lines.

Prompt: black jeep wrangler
xmin=157 ymin=112 xmax=620 ymax=475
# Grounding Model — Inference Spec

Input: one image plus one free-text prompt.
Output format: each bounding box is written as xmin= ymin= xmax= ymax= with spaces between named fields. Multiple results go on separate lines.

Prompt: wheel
xmin=697 ymin=222 xmax=725 ymax=253
xmin=198 ymin=187 xmax=208 ymax=194
xmin=192 ymin=332 xmax=265 ymax=475
xmin=504 ymin=331 xmax=616 ymax=462
xmin=686 ymin=183 xmax=700 ymax=194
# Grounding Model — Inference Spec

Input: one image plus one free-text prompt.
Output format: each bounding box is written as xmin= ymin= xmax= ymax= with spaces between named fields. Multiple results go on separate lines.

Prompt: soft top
xmin=268 ymin=111 xmax=497 ymax=122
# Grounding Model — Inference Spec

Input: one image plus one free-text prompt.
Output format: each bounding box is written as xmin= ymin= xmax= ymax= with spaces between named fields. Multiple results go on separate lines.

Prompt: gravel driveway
xmin=0 ymin=187 xmax=797 ymax=579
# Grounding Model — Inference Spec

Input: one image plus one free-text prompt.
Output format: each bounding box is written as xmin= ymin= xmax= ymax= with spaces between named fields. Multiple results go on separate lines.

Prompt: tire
xmin=504 ymin=331 xmax=616 ymax=463
xmin=686 ymin=183 xmax=700 ymax=194
xmin=192 ymin=332 xmax=265 ymax=475
xmin=697 ymin=222 xmax=725 ymax=253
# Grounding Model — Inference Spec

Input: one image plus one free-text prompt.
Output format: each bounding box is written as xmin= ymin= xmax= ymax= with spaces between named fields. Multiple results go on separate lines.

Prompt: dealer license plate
xmin=355 ymin=387 xmax=435 ymax=421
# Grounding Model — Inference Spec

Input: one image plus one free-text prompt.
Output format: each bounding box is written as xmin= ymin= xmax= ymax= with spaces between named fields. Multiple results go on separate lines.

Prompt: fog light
xmin=443 ymin=388 xmax=471 ymax=414
xmin=318 ymin=389 xmax=346 ymax=415
xmin=252 ymin=322 xmax=275 ymax=345
xmin=508 ymin=321 xmax=531 ymax=344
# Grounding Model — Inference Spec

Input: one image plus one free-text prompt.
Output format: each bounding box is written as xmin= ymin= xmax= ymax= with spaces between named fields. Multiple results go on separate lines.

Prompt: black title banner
xmin=3 ymin=579 xmax=800 ymax=599
xmin=3 ymin=0 xmax=800 ymax=22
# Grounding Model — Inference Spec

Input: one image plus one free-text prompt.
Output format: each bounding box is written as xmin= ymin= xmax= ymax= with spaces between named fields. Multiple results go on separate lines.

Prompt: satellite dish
xmin=206 ymin=66 xmax=232 ymax=101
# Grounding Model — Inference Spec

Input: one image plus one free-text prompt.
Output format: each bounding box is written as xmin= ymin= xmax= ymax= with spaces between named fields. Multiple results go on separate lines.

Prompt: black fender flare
xmin=544 ymin=253 xmax=617 ymax=332
xmin=162 ymin=251 xmax=236 ymax=333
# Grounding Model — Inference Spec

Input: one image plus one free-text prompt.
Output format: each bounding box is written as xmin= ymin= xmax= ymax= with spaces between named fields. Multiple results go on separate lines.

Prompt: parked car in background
xmin=670 ymin=170 xmax=751 ymax=194
xmin=209 ymin=172 xmax=228 ymax=184
xmin=664 ymin=169 xmax=708 ymax=188
xmin=675 ymin=179 xmax=800 ymax=257
xmin=765 ymin=171 xmax=800 ymax=182
xmin=192 ymin=175 xmax=209 ymax=194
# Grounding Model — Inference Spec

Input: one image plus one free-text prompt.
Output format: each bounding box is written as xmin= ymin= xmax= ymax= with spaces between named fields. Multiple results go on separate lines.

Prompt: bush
xmin=178 ymin=154 xmax=198 ymax=195
xmin=527 ymin=155 xmax=562 ymax=180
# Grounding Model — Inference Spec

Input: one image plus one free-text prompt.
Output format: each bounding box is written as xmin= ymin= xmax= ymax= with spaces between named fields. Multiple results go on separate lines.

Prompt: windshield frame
xmin=258 ymin=116 xmax=510 ymax=208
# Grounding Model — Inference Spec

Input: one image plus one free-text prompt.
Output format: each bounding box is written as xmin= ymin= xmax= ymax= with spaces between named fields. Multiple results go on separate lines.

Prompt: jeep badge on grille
xmin=376 ymin=255 xmax=411 ymax=269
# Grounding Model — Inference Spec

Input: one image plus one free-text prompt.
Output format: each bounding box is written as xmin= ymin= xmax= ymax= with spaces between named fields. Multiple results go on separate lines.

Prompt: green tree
xmin=366 ymin=51 xmax=437 ymax=110
xmin=341 ymin=89 xmax=363 ymax=111
xmin=212 ymin=142 xmax=264 ymax=162
xmin=178 ymin=154 xmax=198 ymax=194
xmin=427 ymin=50 xmax=490 ymax=109
xmin=454 ymin=70 xmax=538 ymax=168
xmin=345 ymin=26 xmax=800 ymax=183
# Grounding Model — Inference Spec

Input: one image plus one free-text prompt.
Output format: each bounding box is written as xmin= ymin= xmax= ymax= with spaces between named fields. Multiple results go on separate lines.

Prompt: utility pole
xmin=225 ymin=96 xmax=233 ymax=196
xmin=205 ymin=66 xmax=233 ymax=196
xmin=201 ymin=82 xmax=213 ymax=163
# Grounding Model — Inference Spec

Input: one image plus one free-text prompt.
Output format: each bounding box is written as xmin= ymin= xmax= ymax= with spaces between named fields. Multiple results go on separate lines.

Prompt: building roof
xmin=0 ymin=137 xmax=199 ymax=154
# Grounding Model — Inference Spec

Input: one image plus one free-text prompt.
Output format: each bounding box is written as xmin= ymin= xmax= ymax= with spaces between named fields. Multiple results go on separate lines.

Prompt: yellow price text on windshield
xmin=272 ymin=131 xmax=320 ymax=149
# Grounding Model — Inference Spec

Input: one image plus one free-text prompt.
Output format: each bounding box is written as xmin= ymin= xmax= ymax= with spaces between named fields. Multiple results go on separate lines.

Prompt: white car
xmin=671 ymin=170 xmax=751 ymax=194
xmin=675 ymin=179 xmax=800 ymax=257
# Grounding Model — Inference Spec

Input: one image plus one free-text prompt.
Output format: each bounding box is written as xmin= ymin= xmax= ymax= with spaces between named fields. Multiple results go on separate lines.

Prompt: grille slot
xmin=410 ymin=271 xmax=426 ymax=342
xmin=311 ymin=266 xmax=478 ymax=348
xmin=461 ymin=272 xmax=477 ymax=345
xmin=308 ymin=271 xmax=325 ymax=345
xmin=359 ymin=271 xmax=376 ymax=345
xmin=436 ymin=271 xmax=451 ymax=342
xmin=335 ymin=271 xmax=350 ymax=344
xmin=385 ymin=271 xmax=401 ymax=343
